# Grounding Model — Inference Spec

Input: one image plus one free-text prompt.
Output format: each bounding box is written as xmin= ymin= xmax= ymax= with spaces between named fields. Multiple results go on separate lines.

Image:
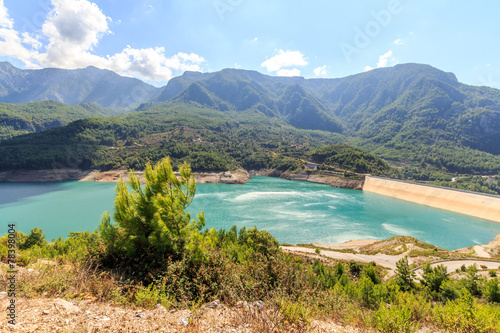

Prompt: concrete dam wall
xmin=363 ymin=176 xmax=500 ymax=223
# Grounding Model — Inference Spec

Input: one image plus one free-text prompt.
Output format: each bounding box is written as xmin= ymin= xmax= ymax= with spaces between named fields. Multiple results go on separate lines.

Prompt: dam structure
xmin=363 ymin=176 xmax=500 ymax=223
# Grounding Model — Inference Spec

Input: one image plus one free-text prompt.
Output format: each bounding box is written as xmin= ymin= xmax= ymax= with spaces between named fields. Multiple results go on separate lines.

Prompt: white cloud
xmin=37 ymin=0 xmax=111 ymax=68
xmin=276 ymin=68 xmax=301 ymax=77
xmin=313 ymin=65 xmax=327 ymax=76
xmin=0 ymin=0 xmax=207 ymax=83
xmin=393 ymin=38 xmax=404 ymax=45
xmin=0 ymin=0 xmax=13 ymax=28
xmin=105 ymin=47 xmax=205 ymax=82
xmin=364 ymin=50 xmax=398 ymax=72
xmin=377 ymin=50 xmax=396 ymax=68
xmin=261 ymin=49 xmax=308 ymax=73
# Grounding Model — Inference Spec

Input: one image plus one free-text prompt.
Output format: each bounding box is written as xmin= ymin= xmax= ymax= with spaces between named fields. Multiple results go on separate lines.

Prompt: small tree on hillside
xmin=395 ymin=257 xmax=415 ymax=292
xmin=99 ymin=157 xmax=205 ymax=265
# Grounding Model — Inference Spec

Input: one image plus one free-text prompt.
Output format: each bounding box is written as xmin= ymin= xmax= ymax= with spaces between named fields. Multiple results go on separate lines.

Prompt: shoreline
xmin=0 ymin=167 xmax=363 ymax=190
xmin=1 ymin=168 xmax=499 ymax=224
xmin=364 ymin=175 xmax=500 ymax=224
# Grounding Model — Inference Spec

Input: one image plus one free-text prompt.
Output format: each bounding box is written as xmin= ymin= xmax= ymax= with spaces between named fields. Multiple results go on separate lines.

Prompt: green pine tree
xmin=99 ymin=157 xmax=205 ymax=263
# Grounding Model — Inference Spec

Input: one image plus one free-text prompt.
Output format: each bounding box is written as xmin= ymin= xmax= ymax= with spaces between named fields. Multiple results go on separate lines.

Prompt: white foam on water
xmin=229 ymin=191 xmax=304 ymax=202
xmin=195 ymin=192 xmax=231 ymax=200
xmin=382 ymin=223 xmax=413 ymax=236
xmin=270 ymin=207 xmax=327 ymax=221
xmin=303 ymin=202 xmax=323 ymax=207
xmin=323 ymin=193 xmax=342 ymax=199
xmin=327 ymin=206 xmax=336 ymax=210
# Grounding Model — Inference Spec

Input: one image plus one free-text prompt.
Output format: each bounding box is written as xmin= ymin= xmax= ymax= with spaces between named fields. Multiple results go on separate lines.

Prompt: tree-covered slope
xmin=0 ymin=103 xmax=347 ymax=172
xmin=162 ymin=69 xmax=343 ymax=133
xmin=0 ymin=100 xmax=115 ymax=141
xmin=0 ymin=62 xmax=499 ymax=176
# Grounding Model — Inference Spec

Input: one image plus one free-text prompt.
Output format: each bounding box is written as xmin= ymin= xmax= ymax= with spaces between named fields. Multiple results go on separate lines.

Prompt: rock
xmin=155 ymin=303 xmax=166 ymax=311
xmin=206 ymin=299 xmax=220 ymax=309
xmin=135 ymin=313 xmax=146 ymax=318
xmin=53 ymin=298 xmax=81 ymax=314
xmin=251 ymin=301 xmax=264 ymax=310
xmin=42 ymin=310 xmax=50 ymax=315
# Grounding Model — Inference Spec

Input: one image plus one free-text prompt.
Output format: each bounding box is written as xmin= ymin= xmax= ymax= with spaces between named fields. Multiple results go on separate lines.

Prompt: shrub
xmin=432 ymin=290 xmax=500 ymax=332
xmin=395 ymin=257 xmax=415 ymax=291
xmin=134 ymin=283 xmax=175 ymax=309
xmin=278 ymin=297 xmax=313 ymax=328
xmin=18 ymin=228 xmax=47 ymax=250
xmin=362 ymin=263 xmax=381 ymax=285
xmin=375 ymin=303 xmax=419 ymax=333
xmin=420 ymin=261 xmax=449 ymax=300
xmin=485 ymin=278 xmax=500 ymax=303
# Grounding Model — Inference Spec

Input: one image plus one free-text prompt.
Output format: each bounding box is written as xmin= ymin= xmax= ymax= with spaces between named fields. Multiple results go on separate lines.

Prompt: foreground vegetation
xmin=2 ymin=157 xmax=500 ymax=332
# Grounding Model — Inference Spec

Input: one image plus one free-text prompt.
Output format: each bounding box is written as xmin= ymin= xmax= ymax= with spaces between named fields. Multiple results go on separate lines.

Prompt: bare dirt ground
xmin=281 ymin=246 xmax=406 ymax=272
xmin=0 ymin=296 xmax=361 ymax=333
xmin=79 ymin=169 xmax=250 ymax=185
xmin=283 ymin=235 xmax=500 ymax=278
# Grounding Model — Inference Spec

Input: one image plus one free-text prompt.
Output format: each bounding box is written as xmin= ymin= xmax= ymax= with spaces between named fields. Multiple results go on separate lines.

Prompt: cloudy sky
xmin=0 ymin=0 xmax=499 ymax=88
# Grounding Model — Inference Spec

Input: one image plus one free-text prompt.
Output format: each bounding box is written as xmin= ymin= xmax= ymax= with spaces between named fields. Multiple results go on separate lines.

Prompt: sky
xmin=0 ymin=0 xmax=499 ymax=89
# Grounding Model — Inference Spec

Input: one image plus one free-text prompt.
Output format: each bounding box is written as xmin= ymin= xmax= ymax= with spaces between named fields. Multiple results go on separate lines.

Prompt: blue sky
xmin=0 ymin=0 xmax=499 ymax=89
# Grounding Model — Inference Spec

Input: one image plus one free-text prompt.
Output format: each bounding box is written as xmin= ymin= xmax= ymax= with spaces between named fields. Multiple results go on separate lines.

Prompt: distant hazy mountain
xmin=0 ymin=62 xmax=161 ymax=109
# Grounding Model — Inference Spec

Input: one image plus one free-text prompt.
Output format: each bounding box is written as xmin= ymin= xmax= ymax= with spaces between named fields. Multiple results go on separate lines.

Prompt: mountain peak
xmin=0 ymin=62 xmax=161 ymax=109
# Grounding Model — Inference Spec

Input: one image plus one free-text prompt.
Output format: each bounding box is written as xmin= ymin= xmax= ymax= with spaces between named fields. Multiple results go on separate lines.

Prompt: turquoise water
xmin=1 ymin=176 xmax=499 ymax=250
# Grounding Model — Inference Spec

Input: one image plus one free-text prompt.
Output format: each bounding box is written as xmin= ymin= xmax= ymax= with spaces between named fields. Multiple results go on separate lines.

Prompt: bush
xmin=432 ymin=290 xmax=500 ymax=332
xmin=375 ymin=303 xmax=419 ymax=333
xmin=278 ymin=298 xmax=313 ymax=328
xmin=18 ymin=228 xmax=47 ymax=250
xmin=485 ymin=278 xmax=500 ymax=303
xmin=395 ymin=257 xmax=415 ymax=291
xmin=420 ymin=261 xmax=448 ymax=300
xmin=362 ymin=263 xmax=381 ymax=285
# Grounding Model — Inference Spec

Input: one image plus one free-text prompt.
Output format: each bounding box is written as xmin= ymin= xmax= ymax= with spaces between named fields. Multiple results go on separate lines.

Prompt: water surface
xmin=1 ymin=176 xmax=499 ymax=249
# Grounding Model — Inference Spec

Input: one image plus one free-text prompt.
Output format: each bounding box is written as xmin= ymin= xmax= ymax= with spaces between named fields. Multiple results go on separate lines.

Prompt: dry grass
xmin=0 ymin=296 xmax=364 ymax=332
xmin=0 ymin=259 xmax=365 ymax=332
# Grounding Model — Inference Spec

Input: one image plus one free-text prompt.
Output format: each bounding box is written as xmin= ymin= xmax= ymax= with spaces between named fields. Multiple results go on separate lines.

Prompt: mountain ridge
xmin=0 ymin=62 xmax=498 ymax=176
xmin=0 ymin=62 xmax=162 ymax=109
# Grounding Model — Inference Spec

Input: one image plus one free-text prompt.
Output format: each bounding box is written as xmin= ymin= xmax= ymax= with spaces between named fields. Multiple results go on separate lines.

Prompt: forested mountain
xmin=0 ymin=62 xmax=161 ymax=109
xmin=0 ymin=100 xmax=115 ymax=140
xmin=0 ymin=62 xmax=499 ymax=178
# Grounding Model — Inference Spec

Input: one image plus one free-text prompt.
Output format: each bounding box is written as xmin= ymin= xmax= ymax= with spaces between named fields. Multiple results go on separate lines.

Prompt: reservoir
xmin=1 ymin=176 xmax=499 ymax=250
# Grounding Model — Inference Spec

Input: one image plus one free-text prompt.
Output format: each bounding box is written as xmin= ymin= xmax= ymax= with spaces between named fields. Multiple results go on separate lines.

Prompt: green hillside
xmin=0 ymin=100 xmax=114 ymax=140
xmin=0 ymin=103 xmax=346 ymax=172
xmin=0 ymin=63 xmax=499 ymax=187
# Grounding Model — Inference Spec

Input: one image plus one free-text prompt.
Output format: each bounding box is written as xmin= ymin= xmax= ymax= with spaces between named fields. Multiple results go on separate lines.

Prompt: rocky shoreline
xmin=0 ymin=168 xmax=364 ymax=190
xmin=251 ymin=169 xmax=364 ymax=190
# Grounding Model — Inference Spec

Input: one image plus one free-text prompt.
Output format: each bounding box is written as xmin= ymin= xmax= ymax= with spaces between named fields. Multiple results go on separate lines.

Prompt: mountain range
xmin=0 ymin=61 xmax=499 ymax=175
